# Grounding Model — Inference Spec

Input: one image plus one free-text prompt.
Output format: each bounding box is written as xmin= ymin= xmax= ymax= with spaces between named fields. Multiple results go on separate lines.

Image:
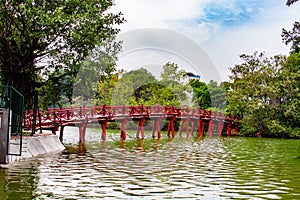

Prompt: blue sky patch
xmin=199 ymin=0 xmax=272 ymax=27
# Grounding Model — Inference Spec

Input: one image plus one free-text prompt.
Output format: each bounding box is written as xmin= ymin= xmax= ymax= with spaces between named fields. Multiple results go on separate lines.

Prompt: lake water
xmin=1 ymin=127 xmax=300 ymax=199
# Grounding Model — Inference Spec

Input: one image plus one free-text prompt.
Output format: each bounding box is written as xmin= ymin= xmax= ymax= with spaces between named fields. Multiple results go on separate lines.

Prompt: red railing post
xmin=156 ymin=119 xmax=161 ymax=138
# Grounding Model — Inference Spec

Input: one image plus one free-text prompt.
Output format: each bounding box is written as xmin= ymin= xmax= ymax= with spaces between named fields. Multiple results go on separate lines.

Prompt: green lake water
xmin=1 ymin=127 xmax=300 ymax=199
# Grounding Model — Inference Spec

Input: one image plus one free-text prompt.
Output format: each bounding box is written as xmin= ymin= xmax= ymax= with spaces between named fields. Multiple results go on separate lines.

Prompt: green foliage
xmin=159 ymin=62 xmax=188 ymax=105
xmin=189 ymin=79 xmax=227 ymax=111
xmin=207 ymin=80 xmax=227 ymax=110
xmin=96 ymin=62 xmax=188 ymax=106
xmin=279 ymin=53 xmax=300 ymax=130
xmin=189 ymin=79 xmax=211 ymax=109
xmin=111 ymin=68 xmax=157 ymax=105
xmin=0 ymin=0 xmax=124 ymax=109
xmin=160 ymin=62 xmax=187 ymax=85
xmin=228 ymin=1 xmax=300 ymax=137
xmin=227 ymin=51 xmax=300 ymax=138
xmin=282 ymin=22 xmax=300 ymax=53
xmin=94 ymin=74 xmax=119 ymax=106
xmin=72 ymin=36 xmax=122 ymax=106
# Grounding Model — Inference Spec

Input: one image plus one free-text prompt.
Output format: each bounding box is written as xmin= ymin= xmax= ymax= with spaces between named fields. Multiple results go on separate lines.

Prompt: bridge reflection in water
xmin=23 ymin=105 xmax=237 ymax=142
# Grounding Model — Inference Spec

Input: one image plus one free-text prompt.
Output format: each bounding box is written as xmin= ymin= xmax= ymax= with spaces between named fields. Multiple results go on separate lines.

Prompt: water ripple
xmin=1 ymin=129 xmax=300 ymax=199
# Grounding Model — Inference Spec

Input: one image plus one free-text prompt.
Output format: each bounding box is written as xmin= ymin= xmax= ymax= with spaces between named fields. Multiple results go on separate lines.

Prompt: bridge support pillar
xmin=52 ymin=124 xmax=59 ymax=135
xmin=167 ymin=117 xmax=176 ymax=138
xmin=197 ymin=120 xmax=206 ymax=137
xmin=136 ymin=118 xmax=145 ymax=139
xmin=0 ymin=109 xmax=9 ymax=164
xmin=217 ymin=121 xmax=224 ymax=137
xmin=120 ymin=119 xmax=127 ymax=140
xmin=208 ymin=121 xmax=215 ymax=137
xmin=178 ymin=120 xmax=183 ymax=137
xmin=59 ymin=126 xmax=65 ymax=142
xmin=185 ymin=120 xmax=190 ymax=137
xmin=189 ymin=120 xmax=195 ymax=137
xmin=178 ymin=119 xmax=195 ymax=138
xmin=151 ymin=118 xmax=161 ymax=139
xmin=226 ymin=123 xmax=232 ymax=137
xmin=100 ymin=121 xmax=108 ymax=140
xmin=156 ymin=120 xmax=161 ymax=138
xmin=79 ymin=122 xmax=87 ymax=142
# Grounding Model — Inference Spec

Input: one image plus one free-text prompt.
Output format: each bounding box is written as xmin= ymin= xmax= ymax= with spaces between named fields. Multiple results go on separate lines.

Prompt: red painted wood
xmin=22 ymin=105 xmax=237 ymax=140
xmin=178 ymin=121 xmax=184 ymax=137
xmin=218 ymin=121 xmax=224 ymax=137
xmin=100 ymin=121 xmax=107 ymax=140
xmin=79 ymin=122 xmax=86 ymax=142
xmin=208 ymin=121 xmax=215 ymax=137
xmin=121 ymin=119 xmax=127 ymax=140
xmin=226 ymin=123 xmax=232 ymax=137
xmin=136 ymin=118 xmax=145 ymax=139
xmin=156 ymin=120 xmax=161 ymax=139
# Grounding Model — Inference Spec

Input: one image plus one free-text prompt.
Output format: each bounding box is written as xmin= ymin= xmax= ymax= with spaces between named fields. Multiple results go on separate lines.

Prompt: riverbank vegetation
xmin=227 ymin=52 xmax=300 ymax=138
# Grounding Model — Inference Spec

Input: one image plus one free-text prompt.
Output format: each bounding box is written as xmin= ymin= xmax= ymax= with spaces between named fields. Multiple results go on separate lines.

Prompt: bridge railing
xmin=23 ymin=105 xmax=237 ymax=131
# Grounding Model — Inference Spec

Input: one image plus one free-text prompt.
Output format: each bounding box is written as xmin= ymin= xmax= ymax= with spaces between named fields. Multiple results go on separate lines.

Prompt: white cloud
xmin=112 ymin=0 xmax=300 ymax=81
xmin=112 ymin=0 xmax=208 ymax=30
xmin=202 ymin=2 xmax=300 ymax=80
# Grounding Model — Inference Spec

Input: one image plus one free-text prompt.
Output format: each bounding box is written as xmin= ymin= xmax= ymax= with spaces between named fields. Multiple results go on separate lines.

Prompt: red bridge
xmin=23 ymin=105 xmax=237 ymax=142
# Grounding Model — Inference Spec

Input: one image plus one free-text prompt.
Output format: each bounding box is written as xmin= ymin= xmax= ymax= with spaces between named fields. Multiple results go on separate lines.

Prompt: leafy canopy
xmin=0 ymin=0 xmax=124 ymax=108
xmin=96 ymin=62 xmax=189 ymax=106
xmin=227 ymin=51 xmax=300 ymax=137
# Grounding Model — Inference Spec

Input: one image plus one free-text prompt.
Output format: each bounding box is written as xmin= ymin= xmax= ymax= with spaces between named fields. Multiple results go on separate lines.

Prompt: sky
xmin=110 ymin=0 xmax=299 ymax=82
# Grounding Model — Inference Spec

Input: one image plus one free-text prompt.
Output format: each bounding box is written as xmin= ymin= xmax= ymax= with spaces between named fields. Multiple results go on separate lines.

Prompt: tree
xmin=225 ymin=0 xmax=300 ymax=137
xmin=0 ymin=0 xmax=124 ymax=109
xmin=107 ymin=64 xmax=188 ymax=106
xmin=227 ymin=52 xmax=287 ymax=137
xmin=278 ymin=52 xmax=300 ymax=137
xmin=283 ymin=0 xmax=300 ymax=53
xmin=133 ymin=83 xmax=178 ymax=106
xmin=160 ymin=62 xmax=186 ymax=86
xmin=282 ymin=22 xmax=300 ymax=53
xmin=189 ymin=79 xmax=211 ymax=109
xmin=111 ymin=68 xmax=157 ymax=105
xmin=94 ymin=73 xmax=119 ymax=106
xmin=72 ymin=36 xmax=122 ymax=106
xmin=207 ymin=80 xmax=227 ymax=111
xmin=160 ymin=62 xmax=188 ymax=104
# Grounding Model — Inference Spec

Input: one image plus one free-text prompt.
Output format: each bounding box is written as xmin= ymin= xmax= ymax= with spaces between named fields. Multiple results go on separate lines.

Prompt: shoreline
xmin=0 ymin=133 xmax=65 ymax=167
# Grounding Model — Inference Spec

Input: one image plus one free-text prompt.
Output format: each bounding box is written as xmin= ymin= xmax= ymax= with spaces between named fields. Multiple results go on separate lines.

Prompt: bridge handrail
xmin=23 ymin=105 xmax=238 ymax=130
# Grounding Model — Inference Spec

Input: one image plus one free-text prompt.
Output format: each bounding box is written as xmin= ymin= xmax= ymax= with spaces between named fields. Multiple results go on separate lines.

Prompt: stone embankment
xmin=2 ymin=133 xmax=65 ymax=166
